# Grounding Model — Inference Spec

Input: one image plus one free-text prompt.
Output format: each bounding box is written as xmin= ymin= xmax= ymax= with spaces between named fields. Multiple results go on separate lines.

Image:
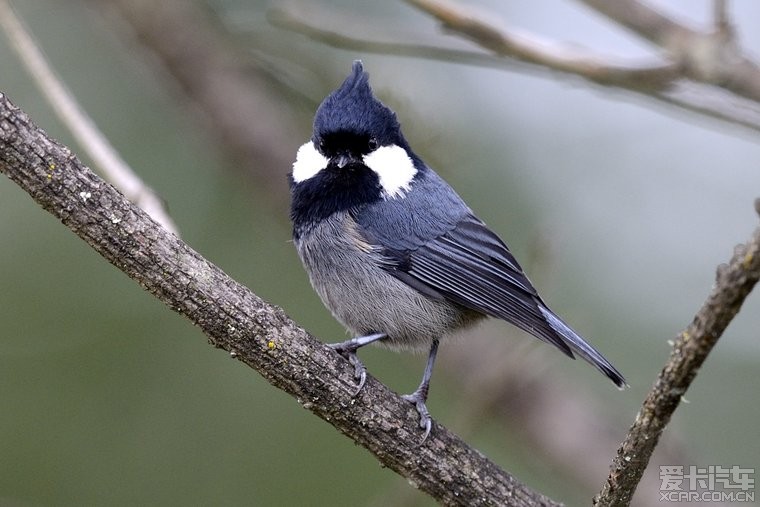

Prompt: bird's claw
xmin=329 ymin=333 xmax=386 ymax=396
xmin=329 ymin=343 xmax=367 ymax=396
xmin=402 ymin=391 xmax=432 ymax=443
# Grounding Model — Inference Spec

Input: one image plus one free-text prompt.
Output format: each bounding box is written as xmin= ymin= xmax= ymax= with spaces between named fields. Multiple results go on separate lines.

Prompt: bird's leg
xmin=329 ymin=333 xmax=387 ymax=395
xmin=402 ymin=338 xmax=440 ymax=443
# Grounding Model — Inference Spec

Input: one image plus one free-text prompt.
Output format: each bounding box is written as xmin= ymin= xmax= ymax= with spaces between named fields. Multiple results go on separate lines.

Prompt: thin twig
xmin=714 ymin=0 xmax=729 ymax=32
xmin=0 ymin=0 xmax=178 ymax=234
xmin=404 ymin=0 xmax=679 ymax=90
xmin=593 ymin=202 xmax=760 ymax=506
xmin=0 ymin=92 xmax=561 ymax=507
xmin=266 ymin=7 xmax=538 ymax=72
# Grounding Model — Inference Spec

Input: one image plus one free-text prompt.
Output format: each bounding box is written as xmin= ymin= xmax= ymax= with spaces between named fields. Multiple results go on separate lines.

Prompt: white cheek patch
xmin=363 ymin=145 xmax=417 ymax=199
xmin=291 ymin=141 xmax=329 ymax=183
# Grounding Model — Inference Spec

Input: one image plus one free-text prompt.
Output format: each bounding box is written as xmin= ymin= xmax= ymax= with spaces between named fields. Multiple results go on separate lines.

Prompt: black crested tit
xmin=288 ymin=61 xmax=625 ymax=441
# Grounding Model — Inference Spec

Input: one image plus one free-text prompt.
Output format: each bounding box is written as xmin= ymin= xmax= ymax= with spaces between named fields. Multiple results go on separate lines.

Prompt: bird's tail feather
xmin=539 ymin=306 xmax=627 ymax=388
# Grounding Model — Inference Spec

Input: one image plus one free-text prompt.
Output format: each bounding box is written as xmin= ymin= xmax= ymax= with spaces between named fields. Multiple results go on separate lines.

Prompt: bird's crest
xmin=314 ymin=60 xmax=400 ymax=143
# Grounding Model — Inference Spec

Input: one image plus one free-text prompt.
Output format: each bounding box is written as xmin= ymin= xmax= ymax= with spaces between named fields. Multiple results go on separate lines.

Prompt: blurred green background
xmin=1 ymin=1 xmax=758 ymax=506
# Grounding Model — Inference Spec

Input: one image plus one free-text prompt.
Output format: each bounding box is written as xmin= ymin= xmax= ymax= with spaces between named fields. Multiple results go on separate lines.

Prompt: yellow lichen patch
xmin=267 ymin=339 xmax=276 ymax=350
xmin=743 ymin=252 xmax=753 ymax=270
xmin=681 ymin=331 xmax=690 ymax=342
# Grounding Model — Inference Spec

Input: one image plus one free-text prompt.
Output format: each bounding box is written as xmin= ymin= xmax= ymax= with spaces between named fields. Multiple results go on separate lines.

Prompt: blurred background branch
xmin=270 ymin=0 xmax=760 ymax=136
xmin=88 ymin=0 xmax=300 ymax=201
xmin=0 ymin=0 xmax=177 ymax=233
xmin=407 ymin=0 xmax=760 ymax=133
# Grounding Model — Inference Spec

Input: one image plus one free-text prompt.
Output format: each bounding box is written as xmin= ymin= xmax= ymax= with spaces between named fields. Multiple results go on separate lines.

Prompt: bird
xmin=288 ymin=61 xmax=625 ymax=441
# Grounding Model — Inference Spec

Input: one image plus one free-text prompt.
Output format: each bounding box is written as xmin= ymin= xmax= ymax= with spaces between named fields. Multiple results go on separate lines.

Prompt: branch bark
xmin=0 ymin=93 xmax=561 ymax=506
xmin=594 ymin=205 xmax=760 ymax=505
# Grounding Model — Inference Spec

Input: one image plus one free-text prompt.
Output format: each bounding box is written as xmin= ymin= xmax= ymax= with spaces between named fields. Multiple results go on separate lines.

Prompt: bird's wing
xmin=381 ymin=213 xmax=574 ymax=357
xmin=353 ymin=170 xmax=625 ymax=386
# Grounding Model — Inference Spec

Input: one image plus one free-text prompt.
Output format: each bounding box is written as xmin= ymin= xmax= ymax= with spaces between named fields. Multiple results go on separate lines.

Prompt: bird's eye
xmin=317 ymin=138 xmax=326 ymax=152
xmin=368 ymin=137 xmax=379 ymax=151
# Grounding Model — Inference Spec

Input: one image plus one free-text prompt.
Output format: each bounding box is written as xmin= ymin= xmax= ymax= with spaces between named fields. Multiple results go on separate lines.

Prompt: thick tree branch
xmin=0 ymin=94 xmax=561 ymax=506
xmin=593 ymin=203 xmax=760 ymax=505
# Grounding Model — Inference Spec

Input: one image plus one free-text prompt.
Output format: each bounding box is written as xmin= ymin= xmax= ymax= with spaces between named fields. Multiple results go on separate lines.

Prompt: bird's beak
xmin=335 ymin=154 xmax=350 ymax=169
xmin=334 ymin=154 xmax=354 ymax=169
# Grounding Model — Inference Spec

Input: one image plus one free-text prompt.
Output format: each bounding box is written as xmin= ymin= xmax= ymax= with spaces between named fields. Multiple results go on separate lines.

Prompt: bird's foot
xmin=402 ymin=389 xmax=432 ymax=443
xmin=329 ymin=344 xmax=367 ymax=395
xmin=329 ymin=333 xmax=386 ymax=396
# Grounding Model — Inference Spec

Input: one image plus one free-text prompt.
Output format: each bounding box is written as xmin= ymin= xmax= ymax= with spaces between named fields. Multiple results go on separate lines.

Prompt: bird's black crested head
xmin=313 ymin=61 xmax=403 ymax=149
xmin=290 ymin=61 xmax=422 ymax=235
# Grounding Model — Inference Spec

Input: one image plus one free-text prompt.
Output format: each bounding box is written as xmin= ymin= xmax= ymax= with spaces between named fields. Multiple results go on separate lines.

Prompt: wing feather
xmin=399 ymin=215 xmax=574 ymax=356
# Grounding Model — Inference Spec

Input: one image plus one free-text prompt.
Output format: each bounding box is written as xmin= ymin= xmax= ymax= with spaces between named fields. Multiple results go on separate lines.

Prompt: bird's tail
xmin=540 ymin=306 xmax=627 ymax=389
